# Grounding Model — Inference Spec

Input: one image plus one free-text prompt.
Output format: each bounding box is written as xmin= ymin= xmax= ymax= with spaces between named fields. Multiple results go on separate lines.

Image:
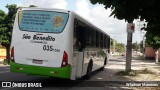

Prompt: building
xmin=145 ymin=47 xmax=160 ymax=60
xmin=0 ymin=46 xmax=6 ymax=62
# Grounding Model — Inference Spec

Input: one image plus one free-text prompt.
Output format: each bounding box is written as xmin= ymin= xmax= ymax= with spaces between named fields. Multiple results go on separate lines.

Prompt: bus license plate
xmin=33 ymin=59 xmax=43 ymax=64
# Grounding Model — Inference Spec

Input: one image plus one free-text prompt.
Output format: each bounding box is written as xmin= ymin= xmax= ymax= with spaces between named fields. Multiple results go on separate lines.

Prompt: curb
xmin=0 ymin=61 xmax=2 ymax=64
xmin=0 ymin=64 xmax=9 ymax=67
xmin=0 ymin=61 xmax=10 ymax=66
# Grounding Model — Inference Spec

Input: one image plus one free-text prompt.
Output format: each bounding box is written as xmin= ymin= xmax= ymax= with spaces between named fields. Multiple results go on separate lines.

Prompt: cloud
xmin=22 ymin=0 xmax=67 ymax=9
xmin=75 ymin=0 xmax=90 ymax=19
xmin=20 ymin=0 xmax=142 ymax=44
xmin=75 ymin=0 xmax=130 ymax=44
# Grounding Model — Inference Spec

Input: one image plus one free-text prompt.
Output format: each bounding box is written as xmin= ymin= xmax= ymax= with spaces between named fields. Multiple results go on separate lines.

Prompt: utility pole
xmin=126 ymin=32 xmax=132 ymax=71
xmin=126 ymin=23 xmax=135 ymax=71
xmin=113 ymin=39 xmax=115 ymax=53
xmin=141 ymin=30 xmax=146 ymax=59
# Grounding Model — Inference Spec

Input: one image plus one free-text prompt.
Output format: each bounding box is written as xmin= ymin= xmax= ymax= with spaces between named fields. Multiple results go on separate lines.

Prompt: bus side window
xmin=74 ymin=26 xmax=78 ymax=47
xmin=74 ymin=26 xmax=86 ymax=51
xmin=74 ymin=26 xmax=81 ymax=50
xmin=104 ymin=35 xmax=107 ymax=48
xmin=96 ymin=31 xmax=100 ymax=47
xmin=78 ymin=26 xmax=86 ymax=51
xmin=108 ymin=37 xmax=111 ymax=53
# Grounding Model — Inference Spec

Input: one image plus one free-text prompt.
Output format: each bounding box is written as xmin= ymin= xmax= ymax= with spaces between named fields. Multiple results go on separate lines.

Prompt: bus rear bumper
xmin=10 ymin=61 xmax=71 ymax=79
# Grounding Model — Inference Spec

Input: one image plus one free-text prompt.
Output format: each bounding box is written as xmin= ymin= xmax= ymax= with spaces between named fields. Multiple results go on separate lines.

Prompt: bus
xmin=10 ymin=8 xmax=110 ymax=80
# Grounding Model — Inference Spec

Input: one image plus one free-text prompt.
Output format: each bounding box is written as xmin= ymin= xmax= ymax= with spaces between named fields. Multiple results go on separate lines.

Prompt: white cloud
xmin=22 ymin=0 xmax=67 ymax=9
xmin=20 ymin=0 xmax=142 ymax=44
xmin=75 ymin=0 xmax=130 ymax=44
xmin=75 ymin=0 xmax=90 ymax=19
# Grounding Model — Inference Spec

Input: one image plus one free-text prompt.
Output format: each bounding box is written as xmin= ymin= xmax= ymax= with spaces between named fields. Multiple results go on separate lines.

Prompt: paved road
xmin=0 ymin=57 xmax=130 ymax=90
xmin=0 ymin=55 xmax=157 ymax=90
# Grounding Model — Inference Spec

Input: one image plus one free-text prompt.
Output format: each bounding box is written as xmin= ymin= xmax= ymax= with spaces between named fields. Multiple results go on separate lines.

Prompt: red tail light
xmin=11 ymin=47 xmax=15 ymax=63
xmin=61 ymin=51 xmax=68 ymax=67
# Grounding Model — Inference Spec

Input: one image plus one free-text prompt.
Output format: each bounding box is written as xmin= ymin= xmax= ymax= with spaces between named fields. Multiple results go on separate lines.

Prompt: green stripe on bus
xmin=10 ymin=61 xmax=71 ymax=79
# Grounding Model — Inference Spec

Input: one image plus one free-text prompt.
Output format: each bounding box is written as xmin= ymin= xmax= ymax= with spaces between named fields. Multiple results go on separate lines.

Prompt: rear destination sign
xmin=19 ymin=10 xmax=69 ymax=33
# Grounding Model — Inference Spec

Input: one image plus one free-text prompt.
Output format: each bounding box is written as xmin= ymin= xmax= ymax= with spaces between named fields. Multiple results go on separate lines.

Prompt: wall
xmin=145 ymin=47 xmax=160 ymax=60
xmin=0 ymin=47 xmax=6 ymax=61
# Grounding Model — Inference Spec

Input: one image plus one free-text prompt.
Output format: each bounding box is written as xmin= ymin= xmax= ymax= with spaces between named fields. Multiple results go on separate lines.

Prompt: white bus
xmin=10 ymin=8 xmax=110 ymax=80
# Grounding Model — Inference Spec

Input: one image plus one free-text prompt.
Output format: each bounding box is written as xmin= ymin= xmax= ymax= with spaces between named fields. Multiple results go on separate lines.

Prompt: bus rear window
xmin=18 ymin=10 xmax=69 ymax=33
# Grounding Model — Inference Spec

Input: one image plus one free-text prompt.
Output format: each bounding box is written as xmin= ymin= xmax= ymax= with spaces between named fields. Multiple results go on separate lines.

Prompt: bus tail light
xmin=61 ymin=51 xmax=68 ymax=67
xmin=11 ymin=47 xmax=15 ymax=63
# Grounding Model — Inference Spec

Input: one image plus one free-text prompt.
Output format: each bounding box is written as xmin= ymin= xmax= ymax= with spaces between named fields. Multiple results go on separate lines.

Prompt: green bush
xmin=3 ymin=59 xmax=10 ymax=65
xmin=116 ymin=70 xmax=138 ymax=76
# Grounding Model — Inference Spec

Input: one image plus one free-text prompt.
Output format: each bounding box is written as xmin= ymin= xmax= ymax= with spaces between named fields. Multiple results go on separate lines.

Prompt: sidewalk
xmin=0 ymin=61 xmax=9 ymax=67
xmin=0 ymin=61 xmax=3 ymax=65
xmin=108 ymin=56 xmax=160 ymax=80
xmin=90 ymin=56 xmax=160 ymax=89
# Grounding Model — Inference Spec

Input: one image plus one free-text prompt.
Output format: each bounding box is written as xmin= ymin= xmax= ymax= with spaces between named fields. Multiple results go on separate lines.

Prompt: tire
xmin=85 ymin=61 xmax=92 ymax=79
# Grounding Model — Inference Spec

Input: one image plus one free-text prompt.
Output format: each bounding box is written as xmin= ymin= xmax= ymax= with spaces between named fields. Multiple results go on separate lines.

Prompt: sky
xmin=0 ymin=0 xmax=143 ymax=44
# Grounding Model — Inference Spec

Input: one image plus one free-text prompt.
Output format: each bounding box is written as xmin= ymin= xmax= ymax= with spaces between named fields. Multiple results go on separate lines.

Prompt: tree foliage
xmin=132 ymin=42 xmax=140 ymax=51
xmin=110 ymin=39 xmax=125 ymax=53
xmin=0 ymin=4 xmax=18 ymax=60
xmin=145 ymin=22 xmax=160 ymax=50
xmin=1 ymin=4 xmax=18 ymax=47
xmin=90 ymin=0 xmax=160 ymax=22
xmin=0 ymin=10 xmax=6 ymax=43
xmin=29 ymin=5 xmax=37 ymax=7
xmin=90 ymin=0 xmax=160 ymax=49
xmin=116 ymin=43 xmax=125 ymax=53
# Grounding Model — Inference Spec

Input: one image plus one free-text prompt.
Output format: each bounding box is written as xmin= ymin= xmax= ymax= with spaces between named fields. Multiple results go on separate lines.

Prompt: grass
xmin=116 ymin=68 xmax=154 ymax=76
xmin=116 ymin=70 xmax=138 ymax=76
xmin=140 ymin=68 xmax=154 ymax=74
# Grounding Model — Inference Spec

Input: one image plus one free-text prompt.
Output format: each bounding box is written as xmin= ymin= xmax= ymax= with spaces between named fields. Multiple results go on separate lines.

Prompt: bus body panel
xmin=11 ymin=8 xmax=74 ymax=79
xmin=11 ymin=8 xmax=71 ymax=68
xmin=81 ymin=49 xmax=105 ymax=76
xmin=10 ymin=61 xmax=71 ymax=79
xmin=10 ymin=8 xmax=110 ymax=80
xmin=14 ymin=40 xmax=64 ymax=67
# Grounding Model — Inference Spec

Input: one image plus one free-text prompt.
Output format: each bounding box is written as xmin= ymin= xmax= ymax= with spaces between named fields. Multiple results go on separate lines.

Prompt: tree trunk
xmin=6 ymin=46 xmax=10 ymax=64
xmin=155 ymin=50 xmax=159 ymax=63
xmin=126 ymin=32 xmax=132 ymax=72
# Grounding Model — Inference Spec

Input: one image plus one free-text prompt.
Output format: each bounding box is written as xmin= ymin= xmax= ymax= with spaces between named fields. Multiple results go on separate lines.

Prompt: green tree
xmin=0 ymin=10 xmax=7 ymax=43
xmin=110 ymin=39 xmax=117 ymax=52
xmin=0 ymin=4 xmax=18 ymax=62
xmin=90 ymin=0 xmax=160 ymax=22
xmin=29 ymin=5 xmax=37 ymax=7
xmin=110 ymin=39 xmax=125 ymax=53
xmin=132 ymin=42 xmax=140 ymax=51
xmin=90 ymin=0 xmax=160 ymax=48
xmin=0 ymin=4 xmax=38 ymax=63
xmin=116 ymin=43 xmax=125 ymax=53
xmin=90 ymin=0 xmax=160 ymax=70
xmin=145 ymin=23 xmax=160 ymax=50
